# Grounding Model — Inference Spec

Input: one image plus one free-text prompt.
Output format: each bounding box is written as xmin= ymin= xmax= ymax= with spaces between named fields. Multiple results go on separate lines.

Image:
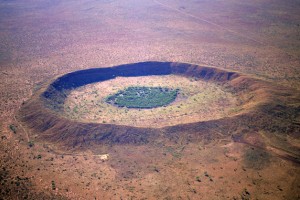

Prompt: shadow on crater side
xmin=43 ymin=62 xmax=236 ymax=109
xmin=18 ymin=62 xmax=300 ymax=160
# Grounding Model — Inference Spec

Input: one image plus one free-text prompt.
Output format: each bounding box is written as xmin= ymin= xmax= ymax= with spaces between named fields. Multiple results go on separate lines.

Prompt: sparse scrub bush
xmin=243 ymin=148 xmax=270 ymax=170
xmin=28 ymin=141 xmax=34 ymax=148
xmin=9 ymin=124 xmax=17 ymax=134
xmin=51 ymin=180 xmax=56 ymax=190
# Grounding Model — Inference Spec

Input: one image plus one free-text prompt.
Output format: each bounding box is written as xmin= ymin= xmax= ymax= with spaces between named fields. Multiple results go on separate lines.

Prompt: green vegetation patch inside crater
xmin=106 ymin=86 xmax=179 ymax=109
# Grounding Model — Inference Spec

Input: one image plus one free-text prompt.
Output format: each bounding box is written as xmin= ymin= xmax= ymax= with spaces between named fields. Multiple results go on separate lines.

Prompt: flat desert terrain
xmin=0 ymin=0 xmax=299 ymax=199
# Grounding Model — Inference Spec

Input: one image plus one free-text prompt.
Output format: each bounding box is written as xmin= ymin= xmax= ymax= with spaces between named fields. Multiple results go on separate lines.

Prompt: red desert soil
xmin=0 ymin=0 xmax=299 ymax=199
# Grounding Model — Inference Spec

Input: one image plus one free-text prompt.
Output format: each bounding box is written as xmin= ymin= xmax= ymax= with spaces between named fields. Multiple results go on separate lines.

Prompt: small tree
xmin=28 ymin=141 xmax=34 ymax=148
xmin=9 ymin=124 xmax=17 ymax=134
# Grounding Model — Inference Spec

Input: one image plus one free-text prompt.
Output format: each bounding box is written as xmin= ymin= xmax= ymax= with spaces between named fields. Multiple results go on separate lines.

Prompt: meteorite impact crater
xmin=19 ymin=62 xmax=300 ymax=153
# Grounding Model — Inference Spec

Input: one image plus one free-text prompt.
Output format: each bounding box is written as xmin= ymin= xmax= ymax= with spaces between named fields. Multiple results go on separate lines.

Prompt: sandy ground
xmin=0 ymin=0 xmax=299 ymax=199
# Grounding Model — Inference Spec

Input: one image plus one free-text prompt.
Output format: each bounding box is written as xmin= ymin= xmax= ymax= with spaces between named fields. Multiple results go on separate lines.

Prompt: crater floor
xmin=63 ymin=75 xmax=240 ymax=127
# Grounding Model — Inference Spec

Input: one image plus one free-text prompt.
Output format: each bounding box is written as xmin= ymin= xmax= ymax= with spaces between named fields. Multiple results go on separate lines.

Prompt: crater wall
xmin=18 ymin=62 xmax=300 ymax=153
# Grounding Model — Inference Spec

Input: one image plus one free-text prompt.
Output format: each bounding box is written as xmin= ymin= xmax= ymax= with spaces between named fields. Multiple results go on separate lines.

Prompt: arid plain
xmin=0 ymin=0 xmax=300 ymax=199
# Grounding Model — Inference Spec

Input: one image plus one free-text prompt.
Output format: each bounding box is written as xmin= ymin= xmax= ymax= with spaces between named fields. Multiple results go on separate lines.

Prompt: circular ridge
xmin=18 ymin=62 xmax=299 ymax=151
